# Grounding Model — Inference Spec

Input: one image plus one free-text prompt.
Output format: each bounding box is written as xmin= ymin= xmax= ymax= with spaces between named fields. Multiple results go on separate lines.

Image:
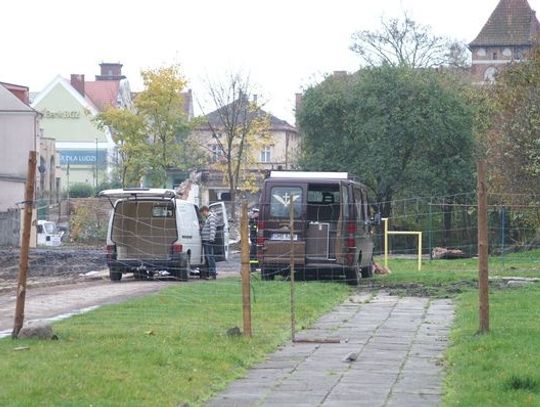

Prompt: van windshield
xmin=270 ymin=186 xmax=302 ymax=218
xmin=43 ymin=222 xmax=57 ymax=234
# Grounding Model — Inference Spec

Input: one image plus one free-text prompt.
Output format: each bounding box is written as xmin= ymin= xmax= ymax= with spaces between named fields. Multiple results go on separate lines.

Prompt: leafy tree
xmin=199 ymin=73 xmax=271 ymax=219
xmin=350 ymin=14 xmax=469 ymax=69
xmin=136 ymin=65 xmax=192 ymax=187
xmin=95 ymin=64 xmax=192 ymax=188
xmin=485 ymin=48 xmax=540 ymax=197
xmin=472 ymin=48 xmax=540 ymax=247
xmin=297 ymin=66 xmax=475 ymax=239
xmin=95 ymin=108 xmax=147 ymax=187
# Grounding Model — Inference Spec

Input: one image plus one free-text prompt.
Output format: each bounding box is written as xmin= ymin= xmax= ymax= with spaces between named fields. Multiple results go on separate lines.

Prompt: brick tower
xmin=469 ymin=0 xmax=540 ymax=83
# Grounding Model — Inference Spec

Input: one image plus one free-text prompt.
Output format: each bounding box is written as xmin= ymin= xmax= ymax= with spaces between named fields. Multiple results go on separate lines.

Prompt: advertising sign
xmin=59 ymin=149 xmax=107 ymax=166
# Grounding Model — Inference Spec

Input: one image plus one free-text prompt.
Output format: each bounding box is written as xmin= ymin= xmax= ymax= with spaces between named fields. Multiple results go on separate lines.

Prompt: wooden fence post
xmin=240 ymin=201 xmax=252 ymax=337
xmin=12 ymin=151 xmax=37 ymax=338
xmin=477 ymin=160 xmax=490 ymax=333
xmin=289 ymin=197 xmax=296 ymax=342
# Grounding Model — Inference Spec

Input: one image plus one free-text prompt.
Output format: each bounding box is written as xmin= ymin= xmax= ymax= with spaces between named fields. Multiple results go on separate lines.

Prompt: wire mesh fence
xmin=3 ymin=190 xmax=540 ymax=340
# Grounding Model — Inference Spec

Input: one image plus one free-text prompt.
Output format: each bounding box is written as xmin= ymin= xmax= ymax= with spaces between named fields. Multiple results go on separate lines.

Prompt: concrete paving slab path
xmin=207 ymin=292 xmax=454 ymax=407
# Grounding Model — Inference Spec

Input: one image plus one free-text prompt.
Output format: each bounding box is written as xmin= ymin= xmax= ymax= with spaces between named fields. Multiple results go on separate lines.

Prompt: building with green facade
xmin=31 ymin=63 xmax=132 ymax=190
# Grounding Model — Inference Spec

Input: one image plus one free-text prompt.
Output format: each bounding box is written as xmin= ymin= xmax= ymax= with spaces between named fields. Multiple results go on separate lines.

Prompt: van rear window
xmin=152 ymin=204 xmax=174 ymax=217
xmin=270 ymin=187 xmax=302 ymax=218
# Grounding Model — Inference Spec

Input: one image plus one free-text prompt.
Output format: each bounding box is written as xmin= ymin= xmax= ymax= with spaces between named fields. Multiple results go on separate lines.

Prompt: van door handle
xmin=182 ymin=235 xmax=192 ymax=239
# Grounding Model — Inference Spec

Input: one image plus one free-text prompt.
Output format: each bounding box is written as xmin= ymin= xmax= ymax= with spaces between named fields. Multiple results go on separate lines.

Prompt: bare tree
xmin=199 ymin=73 xmax=270 ymax=219
xmin=350 ymin=14 xmax=469 ymax=69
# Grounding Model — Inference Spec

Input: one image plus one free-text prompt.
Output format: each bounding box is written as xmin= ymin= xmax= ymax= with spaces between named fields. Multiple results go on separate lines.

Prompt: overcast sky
xmin=1 ymin=0 xmax=529 ymax=123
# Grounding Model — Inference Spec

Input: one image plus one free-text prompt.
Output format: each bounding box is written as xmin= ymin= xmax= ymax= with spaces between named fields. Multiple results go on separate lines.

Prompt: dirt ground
xmin=0 ymin=246 xmax=106 ymax=281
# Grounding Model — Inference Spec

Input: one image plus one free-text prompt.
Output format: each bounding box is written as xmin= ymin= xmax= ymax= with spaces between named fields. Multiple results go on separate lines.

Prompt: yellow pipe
xmin=383 ymin=218 xmax=388 ymax=268
xmin=383 ymin=217 xmax=422 ymax=271
xmin=418 ymin=232 xmax=422 ymax=271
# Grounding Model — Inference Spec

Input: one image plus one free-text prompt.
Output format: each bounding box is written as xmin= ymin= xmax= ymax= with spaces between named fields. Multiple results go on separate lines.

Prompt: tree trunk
xmin=230 ymin=188 xmax=237 ymax=221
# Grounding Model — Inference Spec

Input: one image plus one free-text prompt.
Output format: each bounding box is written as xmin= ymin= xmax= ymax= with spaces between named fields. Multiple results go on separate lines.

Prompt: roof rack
xmin=269 ymin=171 xmax=351 ymax=180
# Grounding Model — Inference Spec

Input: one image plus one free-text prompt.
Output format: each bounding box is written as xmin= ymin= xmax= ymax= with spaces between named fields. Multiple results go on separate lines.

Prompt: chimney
xmin=70 ymin=74 xmax=85 ymax=96
xmin=96 ymin=62 xmax=125 ymax=81
xmin=252 ymin=94 xmax=258 ymax=104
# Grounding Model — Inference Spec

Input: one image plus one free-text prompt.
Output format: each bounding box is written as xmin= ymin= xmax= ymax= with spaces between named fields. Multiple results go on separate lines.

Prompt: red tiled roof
xmin=85 ymin=80 xmax=120 ymax=112
xmin=470 ymin=0 xmax=540 ymax=47
xmin=0 ymin=81 xmax=29 ymax=104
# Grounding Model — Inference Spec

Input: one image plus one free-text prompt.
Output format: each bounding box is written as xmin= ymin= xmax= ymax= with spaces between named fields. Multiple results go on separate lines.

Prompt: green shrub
xmin=68 ymin=183 xmax=95 ymax=198
xmin=69 ymin=205 xmax=107 ymax=242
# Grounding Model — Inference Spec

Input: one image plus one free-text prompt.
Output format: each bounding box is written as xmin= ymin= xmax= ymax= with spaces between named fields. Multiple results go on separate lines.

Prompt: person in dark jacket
xmin=200 ymin=206 xmax=217 ymax=279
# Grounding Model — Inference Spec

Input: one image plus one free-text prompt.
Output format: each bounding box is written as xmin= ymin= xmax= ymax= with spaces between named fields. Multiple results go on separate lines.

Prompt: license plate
xmin=271 ymin=233 xmax=298 ymax=241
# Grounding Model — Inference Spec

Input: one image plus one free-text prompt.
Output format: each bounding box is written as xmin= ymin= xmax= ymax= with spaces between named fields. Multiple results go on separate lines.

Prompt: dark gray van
xmin=257 ymin=171 xmax=375 ymax=285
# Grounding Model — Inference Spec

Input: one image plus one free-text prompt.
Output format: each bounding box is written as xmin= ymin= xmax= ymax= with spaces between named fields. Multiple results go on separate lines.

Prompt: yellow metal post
xmin=418 ymin=232 xmax=422 ymax=271
xmin=383 ymin=218 xmax=388 ymax=268
xmin=382 ymin=217 xmax=422 ymax=271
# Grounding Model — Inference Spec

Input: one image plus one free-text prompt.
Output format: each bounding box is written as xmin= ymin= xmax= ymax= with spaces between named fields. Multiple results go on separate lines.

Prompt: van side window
xmin=342 ymin=186 xmax=349 ymax=221
xmin=270 ymin=186 xmax=302 ymax=218
xmin=362 ymin=190 xmax=370 ymax=221
xmin=353 ymin=188 xmax=365 ymax=222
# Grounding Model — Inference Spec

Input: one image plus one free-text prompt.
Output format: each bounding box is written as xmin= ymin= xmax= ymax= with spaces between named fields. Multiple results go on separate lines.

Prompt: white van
xmin=37 ymin=220 xmax=63 ymax=247
xmin=99 ymin=188 xmax=229 ymax=282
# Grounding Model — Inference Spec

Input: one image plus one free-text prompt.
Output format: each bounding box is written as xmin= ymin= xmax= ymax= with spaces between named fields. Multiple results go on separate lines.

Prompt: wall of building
xmin=0 ymin=112 xmax=38 ymax=211
xmin=470 ymin=45 xmax=531 ymax=83
xmin=32 ymin=79 xmax=111 ymax=189
xmin=192 ymin=128 xmax=300 ymax=170
xmin=0 ymin=208 xmax=21 ymax=246
xmin=38 ymin=137 xmax=59 ymax=203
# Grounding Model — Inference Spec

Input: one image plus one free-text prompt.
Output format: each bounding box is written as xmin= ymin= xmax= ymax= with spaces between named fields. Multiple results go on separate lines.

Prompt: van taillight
xmin=347 ymin=222 xmax=357 ymax=234
xmin=106 ymin=244 xmax=116 ymax=261
xmin=171 ymin=243 xmax=183 ymax=253
xmin=257 ymin=220 xmax=266 ymax=246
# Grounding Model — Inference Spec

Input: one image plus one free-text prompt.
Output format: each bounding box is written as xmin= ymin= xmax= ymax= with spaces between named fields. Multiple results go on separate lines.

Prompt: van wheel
xmin=361 ymin=263 xmax=374 ymax=279
xmin=110 ymin=268 xmax=122 ymax=282
xmin=345 ymin=267 xmax=360 ymax=286
xmin=261 ymin=267 xmax=275 ymax=281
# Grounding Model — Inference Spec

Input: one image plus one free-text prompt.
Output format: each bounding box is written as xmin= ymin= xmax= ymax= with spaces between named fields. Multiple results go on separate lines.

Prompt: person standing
xmin=200 ymin=206 xmax=217 ymax=279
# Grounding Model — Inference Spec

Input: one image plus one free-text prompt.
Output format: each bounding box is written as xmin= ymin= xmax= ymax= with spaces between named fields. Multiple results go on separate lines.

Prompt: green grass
xmin=443 ymin=284 xmax=540 ymax=406
xmin=0 ymin=278 xmax=350 ymax=407
xmin=359 ymin=250 xmax=540 ymax=297
xmin=366 ymin=250 xmax=540 ymax=406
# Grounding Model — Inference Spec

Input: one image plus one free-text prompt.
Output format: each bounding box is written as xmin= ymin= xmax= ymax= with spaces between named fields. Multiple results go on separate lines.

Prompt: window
xmin=260 ymin=146 xmax=271 ymax=163
xmin=492 ymin=52 xmax=497 ymax=60
xmin=270 ymin=186 xmax=302 ymax=218
xmin=353 ymin=188 xmax=365 ymax=222
xmin=43 ymin=222 xmax=57 ymax=234
xmin=307 ymin=190 xmax=340 ymax=204
xmin=152 ymin=203 xmax=174 ymax=217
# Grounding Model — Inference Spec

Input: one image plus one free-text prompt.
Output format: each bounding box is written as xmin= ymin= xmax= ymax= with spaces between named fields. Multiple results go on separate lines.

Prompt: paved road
xmin=0 ymin=280 xmax=169 ymax=335
xmin=207 ymin=292 xmax=454 ymax=407
xmin=0 ymin=254 xmax=242 ymax=336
